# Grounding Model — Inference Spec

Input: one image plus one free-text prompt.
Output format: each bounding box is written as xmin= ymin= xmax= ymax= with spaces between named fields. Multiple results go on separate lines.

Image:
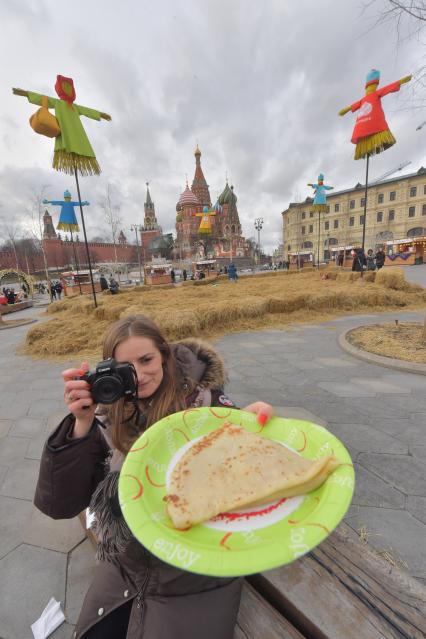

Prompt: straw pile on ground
xmin=22 ymin=268 xmax=426 ymax=361
xmin=347 ymin=322 xmax=426 ymax=363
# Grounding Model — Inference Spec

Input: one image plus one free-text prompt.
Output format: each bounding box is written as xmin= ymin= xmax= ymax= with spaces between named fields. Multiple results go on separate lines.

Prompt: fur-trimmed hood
xmin=172 ymin=338 xmax=228 ymax=390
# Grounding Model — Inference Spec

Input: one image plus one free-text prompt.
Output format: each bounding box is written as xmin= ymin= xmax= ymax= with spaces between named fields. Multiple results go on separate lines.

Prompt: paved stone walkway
xmin=0 ymin=301 xmax=425 ymax=637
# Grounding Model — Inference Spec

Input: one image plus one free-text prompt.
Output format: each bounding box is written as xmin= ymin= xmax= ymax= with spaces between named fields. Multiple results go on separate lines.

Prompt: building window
xmin=287 ymin=244 xmax=291 ymax=250
xmin=324 ymin=221 xmax=330 ymax=230
xmin=360 ymin=197 xmax=366 ymax=207
xmin=349 ymin=216 xmax=354 ymax=226
xmin=309 ymin=224 xmax=313 ymax=233
xmin=410 ymin=186 xmax=417 ymax=197
xmin=378 ymin=193 xmax=384 ymax=204
xmin=423 ymin=204 xmax=426 ymax=216
xmin=377 ymin=212 xmax=383 ymax=222
xmin=310 ymin=211 xmax=314 ymax=218
xmin=424 ymin=185 xmax=426 ymax=195
xmin=334 ymin=219 xmax=339 ymax=229
xmin=409 ymin=206 xmax=415 ymax=217
xmin=302 ymin=212 xmax=306 ymax=219
xmin=389 ymin=210 xmax=395 ymax=221
xmin=360 ymin=215 xmax=365 ymax=225
xmin=326 ymin=205 xmax=330 ymax=213
xmin=301 ymin=226 xmax=305 ymax=235
xmin=334 ymin=203 xmax=340 ymax=212
xmin=389 ymin=191 xmax=396 ymax=201
xmin=349 ymin=199 xmax=355 ymax=209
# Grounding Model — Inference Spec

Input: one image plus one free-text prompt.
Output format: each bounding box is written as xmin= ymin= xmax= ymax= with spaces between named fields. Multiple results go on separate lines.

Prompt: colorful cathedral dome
xmin=176 ymin=184 xmax=199 ymax=211
xmin=218 ymin=182 xmax=237 ymax=206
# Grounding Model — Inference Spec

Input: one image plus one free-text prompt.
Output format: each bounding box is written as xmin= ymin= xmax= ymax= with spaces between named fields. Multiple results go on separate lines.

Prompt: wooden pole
xmin=73 ymin=166 xmax=97 ymax=307
xmin=69 ymin=230 xmax=83 ymax=295
xmin=360 ymin=154 xmax=370 ymax=278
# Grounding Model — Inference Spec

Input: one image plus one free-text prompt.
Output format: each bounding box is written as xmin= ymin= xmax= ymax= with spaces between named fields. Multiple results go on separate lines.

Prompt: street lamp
xmin=254 ymin=218 xmax=263 ymax=265
xmin=130 ymin=224 xmax=143 ymax=284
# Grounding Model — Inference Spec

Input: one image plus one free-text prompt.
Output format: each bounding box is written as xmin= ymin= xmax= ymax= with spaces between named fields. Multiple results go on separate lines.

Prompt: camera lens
xmin=92 ymin=375 xmax=124 ymax=404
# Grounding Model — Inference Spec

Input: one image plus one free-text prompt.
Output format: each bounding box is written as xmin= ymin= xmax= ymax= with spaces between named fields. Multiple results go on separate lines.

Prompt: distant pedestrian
xmin=109 ymin=277 xmax=119 ymax=294
xmin=170 ymin=269 xmax=176 ymax=283
xmin=55 ymin=281 xmax=63 ymax=299
xmin=182 ymin=269 xmax=187 ymax=281
xmin=366 ymin=249 xmax=376 ymax=271
xmin=49 ymin=282 xmax=57 ymax=300
xmin=100 ymin=275 xmax=109 ymax=291
xmin=228 ymin=263 xmax=238 ymax=283
xmin=375 ymin=248 xmax=385 ymax=270
xmin=352 ymin=249 xmax=366 ymax=272
xmin=338 ymin=252 xmax=344 ymax=267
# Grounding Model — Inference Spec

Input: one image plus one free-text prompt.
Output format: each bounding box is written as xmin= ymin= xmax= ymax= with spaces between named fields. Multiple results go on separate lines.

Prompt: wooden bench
xmin=0 ymin=300 xmax=33 ymax=314
xmin=79 ymin=515 xmax=426 ymax=638
xmin=235 ymin=523 xmax=426 ymax=639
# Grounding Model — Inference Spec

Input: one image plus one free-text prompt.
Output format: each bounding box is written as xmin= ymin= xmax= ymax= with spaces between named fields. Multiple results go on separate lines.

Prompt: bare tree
xmin=99 ymin=183 xmax=122 ymax=275
xmin=364 ymin=1 xmax=426 ymax=105
xmin=1 ymin=222 xmax=22 ymax=270
xmin=25 ymin=185 xmax=53 ymax=299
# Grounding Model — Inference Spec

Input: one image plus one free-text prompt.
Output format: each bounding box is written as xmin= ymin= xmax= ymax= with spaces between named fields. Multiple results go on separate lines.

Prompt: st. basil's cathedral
xmin=174 ymin=145 xmax=250 ymax=260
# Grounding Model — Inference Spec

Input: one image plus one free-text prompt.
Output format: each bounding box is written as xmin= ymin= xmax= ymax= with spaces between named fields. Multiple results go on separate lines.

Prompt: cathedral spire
xmin=191 ymin=144 xmax=211 ymax=207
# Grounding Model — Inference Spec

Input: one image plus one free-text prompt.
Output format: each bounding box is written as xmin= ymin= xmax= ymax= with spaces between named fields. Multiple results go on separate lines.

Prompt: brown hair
xmin=102 ymin=315 xmax=187 ymax=453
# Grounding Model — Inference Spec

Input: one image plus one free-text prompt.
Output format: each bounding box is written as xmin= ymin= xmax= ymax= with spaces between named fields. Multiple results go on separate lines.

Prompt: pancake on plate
xmin=165 ymin=422 xmax=339 ymax=530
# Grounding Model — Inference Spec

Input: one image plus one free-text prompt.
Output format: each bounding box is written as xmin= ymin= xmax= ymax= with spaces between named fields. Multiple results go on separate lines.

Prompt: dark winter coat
xmin=351 ymin=251 xmax=366 ymax=272
xmin=34 ymin=339 xmax=242 ymax=639
xmin=375 ymin=250 xmax=385 ymax=269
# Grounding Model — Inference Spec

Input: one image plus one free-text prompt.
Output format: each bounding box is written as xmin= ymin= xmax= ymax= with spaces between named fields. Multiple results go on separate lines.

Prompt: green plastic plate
xmin=119 ymin=407 xmax=354 ymax=577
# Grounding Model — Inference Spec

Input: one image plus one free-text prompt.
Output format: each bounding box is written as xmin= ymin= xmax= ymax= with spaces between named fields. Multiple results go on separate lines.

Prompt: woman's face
xmin=114 ymin=336 xmax=164 ymax=399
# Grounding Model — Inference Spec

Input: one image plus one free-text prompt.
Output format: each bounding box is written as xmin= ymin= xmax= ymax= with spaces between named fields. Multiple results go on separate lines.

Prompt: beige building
xmin=282 ymin=166 xmax=426 ymax=263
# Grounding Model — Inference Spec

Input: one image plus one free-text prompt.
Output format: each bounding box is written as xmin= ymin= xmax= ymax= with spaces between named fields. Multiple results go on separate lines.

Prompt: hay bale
xmin=363 ymin=271 xmax=376 ymax=282
xmin=376 ymin=267 xmax=409 ymax=291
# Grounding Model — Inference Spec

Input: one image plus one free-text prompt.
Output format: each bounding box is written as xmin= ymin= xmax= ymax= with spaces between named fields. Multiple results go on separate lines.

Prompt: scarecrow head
xmin=365 ymin=69 xmax=380 ymax=95
xmin=63 ymin=190 xmax=72 ymax=201
xmin=55 ymin=75 xmax=76 ymax=103
xmin=318 ymin=173 xmax=324 ymax=185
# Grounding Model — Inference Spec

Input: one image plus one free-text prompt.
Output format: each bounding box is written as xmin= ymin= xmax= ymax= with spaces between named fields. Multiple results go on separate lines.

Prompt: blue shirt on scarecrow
xmin=43 ymin=190 xmax=89 ymax=232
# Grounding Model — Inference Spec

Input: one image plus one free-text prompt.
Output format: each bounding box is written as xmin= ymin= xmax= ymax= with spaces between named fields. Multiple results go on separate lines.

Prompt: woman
xmin=34 ymin=315 xmax=273 ymax=639
xmin=366 ymin=249 xmax=376 ymax=271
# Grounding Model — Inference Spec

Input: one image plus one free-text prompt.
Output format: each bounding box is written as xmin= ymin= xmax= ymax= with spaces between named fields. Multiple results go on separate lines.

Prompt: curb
xmin=338 ymin=325 xmax=426 ymax=376
xmin=0 ymin=318 xmax=38 ymax=331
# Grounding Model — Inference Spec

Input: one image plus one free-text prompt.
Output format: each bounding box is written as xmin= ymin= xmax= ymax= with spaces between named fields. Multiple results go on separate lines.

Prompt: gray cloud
xmin=0 ymin=0 xmax=424 ymax=253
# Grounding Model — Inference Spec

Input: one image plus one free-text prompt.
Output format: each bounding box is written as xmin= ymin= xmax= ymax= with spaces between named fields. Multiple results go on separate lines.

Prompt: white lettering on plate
xmin=289 ymin=527 xmax=309 ymax=558
xmin=153 ymin=538 xmax=201 ymax=570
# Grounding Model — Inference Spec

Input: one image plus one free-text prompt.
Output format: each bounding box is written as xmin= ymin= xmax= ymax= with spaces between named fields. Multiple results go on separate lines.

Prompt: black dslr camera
xmin=81 ymin=358 xmax=138 ymax=404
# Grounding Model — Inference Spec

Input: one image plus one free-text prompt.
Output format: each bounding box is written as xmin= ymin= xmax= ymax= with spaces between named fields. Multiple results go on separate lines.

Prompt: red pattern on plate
xmin=121 ymin=474 xmax=144 ymax=500
xmin=145 ymin=465 xmax=166 ymax=488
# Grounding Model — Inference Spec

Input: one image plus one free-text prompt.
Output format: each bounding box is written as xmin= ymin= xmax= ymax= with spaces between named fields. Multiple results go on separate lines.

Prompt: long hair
xmin=102 ymin=315 xmax=187 ymax=453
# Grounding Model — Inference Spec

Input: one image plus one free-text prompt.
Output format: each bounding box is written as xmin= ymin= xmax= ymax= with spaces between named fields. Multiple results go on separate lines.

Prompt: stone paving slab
xmin=357 ymin=452 xmax=426 ymax=496
xmin=0 ymin=420 xmax=11 ymax=437
xmin=345 ymin=506 xmax=426 ymax=579
xmin=65 ymin=539 xmax=97 ymax=625
xmin=0 ymin=544 xmax=67 ymax=639
xmin=0 ymin=495 xmax=33 ymax=559
xmin=0 ymin=458 xmax=40 ymax=500
xmin=352 ymin=463 xmax=406 ymax=509
xmin=9 ymin=416 xmax=45 ymax=438
xmin=23 ymin=507 xmax=86 ymax=553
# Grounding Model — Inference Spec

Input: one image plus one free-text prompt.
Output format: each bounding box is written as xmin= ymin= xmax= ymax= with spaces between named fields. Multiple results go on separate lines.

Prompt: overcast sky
xmin=0 ymin=0 xmax=425 ymax=253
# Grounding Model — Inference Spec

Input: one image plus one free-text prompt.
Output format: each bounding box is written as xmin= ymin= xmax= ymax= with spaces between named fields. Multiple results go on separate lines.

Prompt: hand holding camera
xmin=62 ymin=359 xmax=138 ymax=439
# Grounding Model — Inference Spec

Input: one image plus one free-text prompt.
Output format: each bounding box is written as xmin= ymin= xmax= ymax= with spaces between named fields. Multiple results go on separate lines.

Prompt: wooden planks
xmin=235 ymin=582 xmax=306 ymax=639
xmin=248 ymin=524 xmax=426 ymax=639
